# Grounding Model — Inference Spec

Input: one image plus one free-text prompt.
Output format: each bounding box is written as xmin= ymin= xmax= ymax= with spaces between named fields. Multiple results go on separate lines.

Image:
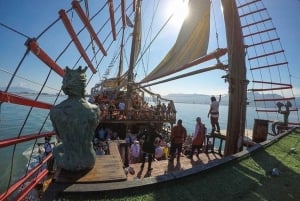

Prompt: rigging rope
xmin=237 ymin=0 xmax=299 ymax=124
xmin=0 ymin=1 xmax=133 ymax=197
xmin=135 ymin=3 xmax=175 ymax=77
xmin=0 ymin=67 xmax=60 ymax=92
xmin=0 ymin=22 xmax=30 ymax=39
xmin=210 ymin=0 xmax=220 ymax=49
xmin=139 ymin=0 xmax=160 ymax=78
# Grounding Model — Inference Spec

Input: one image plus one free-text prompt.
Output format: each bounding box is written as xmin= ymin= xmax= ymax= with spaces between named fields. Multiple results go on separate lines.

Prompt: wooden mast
xmin=126 ymin=0 xmax=141 ymax=111
xmin=221 ymin=0 xmax=248 ymax=156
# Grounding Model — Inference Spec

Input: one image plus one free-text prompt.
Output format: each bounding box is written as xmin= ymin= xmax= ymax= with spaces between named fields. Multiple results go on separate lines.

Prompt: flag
xmin=126 ymin=15 xmax=134 ymax=28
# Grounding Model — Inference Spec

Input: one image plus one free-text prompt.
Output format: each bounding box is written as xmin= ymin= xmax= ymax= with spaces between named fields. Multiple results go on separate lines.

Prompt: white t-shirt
xmin=155 ymin=146 xmax=163 ymax=158
xmin=131 ymin=143 xmax=140 ymax=158
xmin=210 ymin=101 xmax=220 ymax=118
xmin=119 ymin=102 xmax=125 ymax=111
xmin=44 ymin=141 xmax=52 ymax=154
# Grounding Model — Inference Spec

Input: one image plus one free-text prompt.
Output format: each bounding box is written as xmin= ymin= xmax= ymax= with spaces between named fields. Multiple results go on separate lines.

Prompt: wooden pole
xmin=221 ymin=0 xmax=248 ymax=156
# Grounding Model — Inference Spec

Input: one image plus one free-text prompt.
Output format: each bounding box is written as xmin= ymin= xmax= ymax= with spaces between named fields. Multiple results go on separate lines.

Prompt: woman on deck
xmin=188 ymin=117 xmax=206 ymax=159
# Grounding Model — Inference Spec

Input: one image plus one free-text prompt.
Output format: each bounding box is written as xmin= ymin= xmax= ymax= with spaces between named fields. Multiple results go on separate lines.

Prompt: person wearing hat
xmin=188 ymin=117 xmax=206 ymax=159
xmin=169 ymin=119 xmax=187 ymax=162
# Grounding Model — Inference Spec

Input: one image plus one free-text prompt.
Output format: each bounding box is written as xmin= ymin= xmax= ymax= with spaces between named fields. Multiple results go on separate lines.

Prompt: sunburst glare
xmin=165 ymin=0 xmax=189 ymax=27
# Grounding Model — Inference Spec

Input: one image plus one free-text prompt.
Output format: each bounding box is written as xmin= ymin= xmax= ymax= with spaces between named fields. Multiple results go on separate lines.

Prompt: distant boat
xmin=0 ymin=0 xmax=299 ymax=200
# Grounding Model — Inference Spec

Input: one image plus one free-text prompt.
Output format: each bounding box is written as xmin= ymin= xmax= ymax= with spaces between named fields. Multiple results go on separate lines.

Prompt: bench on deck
xmin=205 ymin=132 xmax=226 ymax=156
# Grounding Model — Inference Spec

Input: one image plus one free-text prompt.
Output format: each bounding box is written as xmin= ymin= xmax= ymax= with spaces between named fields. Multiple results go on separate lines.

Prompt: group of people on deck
xmin=95 ymin=98 xmax=176 ymax=121
xmin=38 ymin=94 xmax=221 ymax=176
xmin=125 ymin=95 xmax=222 ymax=172
xmin=171 ymin=94 xmax=221 ymax=161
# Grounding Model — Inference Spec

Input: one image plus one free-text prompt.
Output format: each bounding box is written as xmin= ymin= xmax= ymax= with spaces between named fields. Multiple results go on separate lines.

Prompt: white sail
xmin=140 ymin=0 xmax=211 ymax=83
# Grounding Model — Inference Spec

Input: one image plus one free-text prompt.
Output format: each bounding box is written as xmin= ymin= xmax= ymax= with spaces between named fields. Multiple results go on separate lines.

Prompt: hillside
xmin=2 ymin=87 xmax=299 ymax=108
xmin=163 ymin=93 xmax=300 ymax=108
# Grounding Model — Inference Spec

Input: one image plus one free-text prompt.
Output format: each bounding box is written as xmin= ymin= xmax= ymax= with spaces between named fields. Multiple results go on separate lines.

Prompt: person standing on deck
xmin=108 ymin=101 xmax=116 ymax=119
xmin=140 ymin=125 xmax=163 ymax=172
xmin=169 ymin=119 xmax=187 ymax=162
xmin=118 ymin=100 xmax=126 ymax=119
xmin=44 ymin=136 xmax=54 ymax=173
xmin=188 ymin=117 xmax=206 ymax=159
xmin=207 ymin=95 xmax=221 ymax=134
xmin=130 ymin=140 xmax=141 ymax=163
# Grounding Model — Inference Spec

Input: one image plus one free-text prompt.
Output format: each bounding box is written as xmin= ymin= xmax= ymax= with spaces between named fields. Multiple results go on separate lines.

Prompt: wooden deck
xmin=41 ymin=127 xmax=267 ymax=200
xmin=42 ymin=130 xmax=256 ymax=184
xmin=41 ymin=128 xmax=289 ymax=201
xmin=52 ymin=141 xmax=127 ymax=184
xmin=125 ymin=152 xmax=222 ymax=181
xmin=42 ymin=140 xmax=223 ymax=200
xmin=51 ymin=141 xmax=222 ymax=183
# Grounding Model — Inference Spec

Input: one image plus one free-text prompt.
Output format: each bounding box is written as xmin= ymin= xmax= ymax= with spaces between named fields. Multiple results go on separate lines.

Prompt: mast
xmin=127 ymin=0 xmax=141 ymax=98
xmin=117 ymin=27 xmax=125 ymax=83
xmin=221 ymin=0 xmax=248 ymax=156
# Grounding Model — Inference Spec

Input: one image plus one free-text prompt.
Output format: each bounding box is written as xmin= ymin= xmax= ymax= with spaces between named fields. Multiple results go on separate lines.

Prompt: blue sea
xmin=0 ymin=99 xmax=299 ymax=194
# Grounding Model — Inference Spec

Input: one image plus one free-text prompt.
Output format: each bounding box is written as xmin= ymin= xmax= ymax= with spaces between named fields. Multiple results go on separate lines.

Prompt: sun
xmin=165 ymin=0 xmax=189 ymax=27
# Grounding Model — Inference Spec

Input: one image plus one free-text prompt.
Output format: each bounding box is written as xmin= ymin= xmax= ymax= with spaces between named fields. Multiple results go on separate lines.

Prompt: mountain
xmin=163 ymin=93 xmax=223 ymax=104
xmin=2 ymin=87 xmax=299 ymax=108
xmin=163 ymin=93 xmax=300 ymax=108
xmin=247 ymin=93 xmax=300 ymax=108
xmin=0 ymin=86 xmax=37 ymax=94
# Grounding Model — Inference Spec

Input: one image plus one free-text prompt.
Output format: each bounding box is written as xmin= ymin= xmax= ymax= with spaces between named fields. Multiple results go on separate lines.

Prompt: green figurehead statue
xmin=50 ymin=66 xmax=99 ymax=172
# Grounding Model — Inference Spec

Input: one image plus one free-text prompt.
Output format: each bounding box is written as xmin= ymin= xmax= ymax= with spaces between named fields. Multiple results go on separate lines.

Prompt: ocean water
xmin=176 ymin=103 xmax=257 ymax=135
xmin=0 ymin=100 xmax=299 ymax=194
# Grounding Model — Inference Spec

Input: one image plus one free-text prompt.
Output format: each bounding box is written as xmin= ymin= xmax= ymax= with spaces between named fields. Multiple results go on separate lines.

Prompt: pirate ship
xmin=0 ymin=0 xmax=299 ymax=200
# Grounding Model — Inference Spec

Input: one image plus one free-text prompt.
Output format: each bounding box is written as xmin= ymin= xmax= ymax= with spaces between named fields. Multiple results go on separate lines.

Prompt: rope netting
xmin=236 ymin=0 xmax=300 ymax=128
xmin=0 ymin=1 xmax=135 ymax=199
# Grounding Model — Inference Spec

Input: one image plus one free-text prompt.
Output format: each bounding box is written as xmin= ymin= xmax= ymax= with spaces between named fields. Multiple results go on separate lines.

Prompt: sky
xmin=147 ymin=0 xmax=300 ymax=96
xmin=262 ymin=0 xmax=300 ymax=96
xmin=0 ymin=0 xmax=299 ymax=97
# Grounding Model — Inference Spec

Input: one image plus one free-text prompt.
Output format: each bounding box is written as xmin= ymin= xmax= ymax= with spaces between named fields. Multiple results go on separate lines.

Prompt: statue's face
xmin=62 ymin=66 xmax=87 ymax=97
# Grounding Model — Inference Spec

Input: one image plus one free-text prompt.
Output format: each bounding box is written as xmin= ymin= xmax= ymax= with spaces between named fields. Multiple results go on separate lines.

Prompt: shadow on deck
xmin=42 ymin=140 xmax=222 ymax=200
xmin=41 ymin=128 xmax=297 ymax=201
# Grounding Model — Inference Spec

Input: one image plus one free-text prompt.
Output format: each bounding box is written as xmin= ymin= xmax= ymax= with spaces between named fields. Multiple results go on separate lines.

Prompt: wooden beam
xmin=25 ymin=38 xmax=65 ymax=77
xmin=121 ymin=0 xmax=126 ymax=27
xmin=59 ymin=9 xmax=97 ymax=73
xmin=0 ymin=91 xmax=53 ymax=109
xmin=222 ymin=0 xmax=247 ymax=156
xmin=72 ymin=0 xmax=108 ymax=55
xmin=140 ymin=64 xmax=227 ymax=88
xmin=107 ymin=0 xmax=117 ymax=40
xmin=139 ymin=48 xmax=227 ymax=84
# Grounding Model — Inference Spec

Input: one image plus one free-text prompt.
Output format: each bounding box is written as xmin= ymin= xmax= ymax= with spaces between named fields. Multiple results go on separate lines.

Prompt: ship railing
xmin=0 ymin=131 xmax=56 ymax=201
xmin=99 ymin=108 xmax=176 ymax=122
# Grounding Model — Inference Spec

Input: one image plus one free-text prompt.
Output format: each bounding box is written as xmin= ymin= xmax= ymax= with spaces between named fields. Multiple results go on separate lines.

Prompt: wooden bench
xmin=205 ymin=133 xmax=226 ymax=156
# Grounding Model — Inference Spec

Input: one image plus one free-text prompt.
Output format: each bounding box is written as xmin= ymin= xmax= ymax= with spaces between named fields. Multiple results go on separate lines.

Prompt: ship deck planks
xmin=41 ymin=132 xmax=239 ymax=200
xmin=125 ymin=152 xmax=222 ymax=181
xmin=53 ymin=141 xmax=126 ymax=183
xmin=43 ymin=147 xmax=222 ymax=201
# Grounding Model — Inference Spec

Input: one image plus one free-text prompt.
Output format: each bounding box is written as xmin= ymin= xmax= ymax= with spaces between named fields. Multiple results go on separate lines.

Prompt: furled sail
xmin=118 ymin=1 xmax=142 ymax=87
xmin=140 ymin=0 xmax=210 ymax=83
xmin=128 ymin=0 xmax=142 ymax=83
